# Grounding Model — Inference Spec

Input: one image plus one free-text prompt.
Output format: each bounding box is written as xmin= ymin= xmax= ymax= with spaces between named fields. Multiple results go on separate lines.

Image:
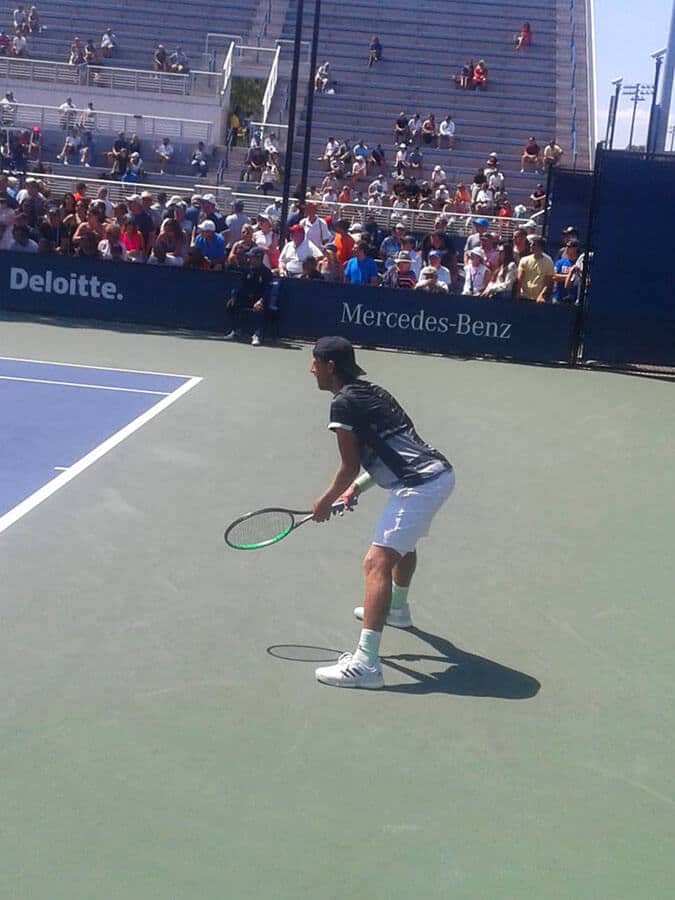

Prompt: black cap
xmin=313 ymin=336 xmax=366 ymax=378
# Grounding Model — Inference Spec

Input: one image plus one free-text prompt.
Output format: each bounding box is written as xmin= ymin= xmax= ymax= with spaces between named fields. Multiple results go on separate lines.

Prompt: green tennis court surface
xmin=1 ymin=316 xmax=674 ymax=899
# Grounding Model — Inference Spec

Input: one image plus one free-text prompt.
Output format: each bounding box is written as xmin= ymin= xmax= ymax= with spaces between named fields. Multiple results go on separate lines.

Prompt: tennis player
xmin=310 ymin=336 xmax=455 ymax=689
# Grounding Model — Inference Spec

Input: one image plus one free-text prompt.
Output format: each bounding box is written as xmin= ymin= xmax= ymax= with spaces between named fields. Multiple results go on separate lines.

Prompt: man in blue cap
xmin=463 ymin=216 xmax=490 ymax=265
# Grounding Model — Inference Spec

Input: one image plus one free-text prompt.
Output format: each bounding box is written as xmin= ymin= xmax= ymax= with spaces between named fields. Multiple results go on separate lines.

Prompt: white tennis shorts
xmin=372 ymin=468 xmax=455 ymax=556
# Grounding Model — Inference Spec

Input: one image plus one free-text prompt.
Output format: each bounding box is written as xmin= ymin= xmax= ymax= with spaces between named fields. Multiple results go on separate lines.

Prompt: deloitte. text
xmin=340 ymin=302 xmax=512 ymax=339
xmin=9 ymin=266 xmax=124 ymax=300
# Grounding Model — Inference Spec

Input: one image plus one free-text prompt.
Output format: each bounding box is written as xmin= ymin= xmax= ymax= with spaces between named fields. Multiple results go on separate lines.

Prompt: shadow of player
xmin=380 ymin=626 xmax=540 ymax=699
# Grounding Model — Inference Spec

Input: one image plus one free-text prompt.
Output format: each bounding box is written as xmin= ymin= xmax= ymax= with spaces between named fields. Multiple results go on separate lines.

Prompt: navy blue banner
xmin=0 ymin=252 xmax=239 ymax=331
xmin=277 ymin=280 xmax=576 ymax=364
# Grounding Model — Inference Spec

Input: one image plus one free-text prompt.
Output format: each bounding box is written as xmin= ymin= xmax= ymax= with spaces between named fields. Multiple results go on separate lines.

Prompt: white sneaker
xmin=223 ymin=330 xmax=237 ymax=341
xmin=251 ymin=334 xmax=261 ymax=346
xmin=316 ymin=652 xmax=383 ymax=689
xmin=353 ymin=604 xmax=413 ymax=628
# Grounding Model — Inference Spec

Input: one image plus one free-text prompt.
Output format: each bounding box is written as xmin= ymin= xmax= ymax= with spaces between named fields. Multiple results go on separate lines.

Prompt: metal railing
xmin=262 ymin=46 xmax=281 ymax=123
xmin=234 ymin=44 xmax=278 ymax=67
xmin=0 ymin=56 xmax=221 ymax=97
xmin=0 ymin=102 xmax=214 ymax=143
xmin=230 ymin=191 xmax=544 ymax=238
xmin=27 ymin=171 xmax=234 ymax=208
xmin=275 ymin=39 xmax=311 ymax=67
xmin=221 ymin=41 xmax=235 ymax=99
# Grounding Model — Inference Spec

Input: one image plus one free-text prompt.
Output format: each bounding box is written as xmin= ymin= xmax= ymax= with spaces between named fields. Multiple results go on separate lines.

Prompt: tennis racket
xmin=224 ymin=497 xmax=358 ymax=550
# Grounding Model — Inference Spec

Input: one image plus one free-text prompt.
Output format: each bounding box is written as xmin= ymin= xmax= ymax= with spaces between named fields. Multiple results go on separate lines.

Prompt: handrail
xmin=29 ymin=171 xmax=234 ymax=207
xmin=262 ymin=46 xmax=281 ymax=123
xmin=221 ymin=41 xmax=235 ymax=98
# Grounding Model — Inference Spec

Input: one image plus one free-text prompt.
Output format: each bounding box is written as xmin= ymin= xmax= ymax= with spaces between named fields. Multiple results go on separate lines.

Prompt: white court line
xmin=0 ymin=375 xmax=202 ymax=536
xmin=0 ymin=375 xmax=170 ymax=395
xmin=0 ymin=355 xmax=194 ymax=379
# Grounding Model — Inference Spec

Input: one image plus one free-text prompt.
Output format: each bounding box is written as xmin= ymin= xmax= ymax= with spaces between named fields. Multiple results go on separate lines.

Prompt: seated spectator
xmin=408 ymin=113 xmax=422 ymax=144
xmin=408 ymin=145 xmax=424 ymax=175
xmin=192 ymin=219 xmax=225 ymax=269
xmin=455 ymin=61 xmax=473 ymax=89
xmin=301 ymin=256 xmax=323 ymax=279
xmin=474 ymin=184 xmax=494 ymax=214
xmin=421 ymin=114 xmax=436 ymax=147
xmin=12 ymin=29 xmax=28 ymax=57
xmin=56 ymin=130 xmax=78 ymax=165
xmin=317 ymin=243 xmax=344 ymax=282
xmin=543 ymin=139 xmax=564 ymax=169
xmin=84 ymin=39 xmax=97 ymax=64
xmin=228 ymin=222 xmax=256 ymax=263
xmin=314 ymin=60 xmax=330 ymax=93
xmin=453 ymin=182 xmax=471 ymax=214
xmin=169 ymin=46 xmax=189 ymax=74
xmin=321 ymin=135 xmax=339 ymax=163
xmin=76 ymin=230 xmax=101 ymax=259
xmin=259 ymin=163 xmax=279 ymax=195
xmin=124 ymin=150 xmax=145 ymax=181
xmin=8 ymin=222 xmax=38 ymax=252
xmin=515 ymin=235 xmax=554 ymax=301
xmin=382 ymin=250 xmax=417 ymax=289
xmin=191 ymin=141 xmax=208 ymax=178
xmin=351 ymin=154 xmax=367 ymax=185
xmin=278 ymin=223 xmax=323 ymax=277
xmin=512 ymin=227 xmax=530 ymax=263
xmin=79 ymin=130 xmax=95 ymax=167
xmin=439 ymin=114 xmax=455 ymax=149
xmin=155 ymin=137 xmax=174 ymax=175
xmin=120 ymin=215 xmax=145 ymax=261
xmin=367 ymin=35 xmax=382 ymax=67
xmin=156 ymin=217 xmax=188 ymax=261
xmin=424 ymin=249 xmax=451 ymax=286
xmin=100 ymin=27 xmax=117 ymax=58
xmin=68 ymin=36 xmax=85 ymax=66
xmin=480 ymin=232 xmax=500 ymax=270
xmin=434 ymin=182 xmax=450 ymax=209
xmin=244 ymin=144 xmax=267 ymax=182
xmin=184 ymin=246 xmax=210 ymax=269
xmin=515 ymin=22 xmax=532 ymax=49
xmin=331 ymin=219 xmax=354 ymax=266
xmin=482 ymin=242 xmax=517 ymax=299
xmin=530 ymin=183 xmax=546 ymax=211
xmin=344 ymin=241 xmax=379 ymax=285
xmin=369 ymin=143 xmax=386 ymax=168
xmin=553 ymin=238 xmax=581 ymax=303
xmin=472 ymin=60 xmax=488 ymax=90
xmin=224 ymin=247 xmax=273 ymax=346
xmin=521 ymin=136 xmax=542 ymax=173
xmin=380 ymin=221 xmax=406 ymax=268
xmin=496 ymin=193 xmax=513 ymax=217
xmin=0 ymin=31 xmax=11 ymax=55
xmin=337 ymin=184 xmax=351 ymax=203
xmin=416 ymin=265 xmax=448 ymax=293
xmin=109 ymin=131 xmax=128 ymax=176
xmin=13 ymin=5 xmax=28 ymax=33
xmin=463 ymin=247 xmax=491 ymax=294
xmin=98 ymin=222 xmax=126 ymax=260
xmin=154 ymin=43 xmax=168 ymax=71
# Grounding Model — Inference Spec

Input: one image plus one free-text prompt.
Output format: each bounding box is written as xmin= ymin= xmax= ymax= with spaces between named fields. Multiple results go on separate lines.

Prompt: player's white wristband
xmin=354 ymin=472 xmax=374 ymax=493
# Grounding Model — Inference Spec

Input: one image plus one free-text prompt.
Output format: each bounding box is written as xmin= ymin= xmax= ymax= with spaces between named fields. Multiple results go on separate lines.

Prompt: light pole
xmin=669 ymin=124 xmax=675 ymax=150
xmin=647 ymin=49 xmax=667 ymax=154
xmin=606 ymin=77 xmax=623 ymax=148
xmin=623 ymin=83 xmax=653 ymax=149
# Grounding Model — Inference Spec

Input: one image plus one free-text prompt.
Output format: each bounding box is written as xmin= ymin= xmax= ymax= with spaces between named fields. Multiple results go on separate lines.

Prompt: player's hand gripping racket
xmin=224 ymin=497 xmax=358 ymax=550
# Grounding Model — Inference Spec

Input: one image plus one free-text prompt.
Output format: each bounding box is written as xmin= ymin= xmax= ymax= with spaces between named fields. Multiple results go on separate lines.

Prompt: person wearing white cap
xmin=200 ymin=193 xmax=227 ymax=233
xmin=415 ymin=265 xmax=448 ymax=292
xmin=431 ymin=165 xmax=447 ymax=188
xmin=192 ymin=219 xmax=225 ymax=268
xmin=462 ymin=246 xmax=491 ymax=295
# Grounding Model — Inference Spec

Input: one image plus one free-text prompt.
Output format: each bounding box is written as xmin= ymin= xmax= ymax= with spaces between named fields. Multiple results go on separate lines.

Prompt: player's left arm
xmin=312 ymin=429 xmax=361 ymax=522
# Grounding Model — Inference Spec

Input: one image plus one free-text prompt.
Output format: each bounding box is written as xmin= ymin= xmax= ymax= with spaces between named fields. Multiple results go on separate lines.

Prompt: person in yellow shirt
xmin=515 ymin=235 xmax=554 ymax=301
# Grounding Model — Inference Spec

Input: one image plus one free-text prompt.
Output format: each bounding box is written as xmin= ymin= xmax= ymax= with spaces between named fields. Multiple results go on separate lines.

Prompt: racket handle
xmin=331 ymin=496 xmax=358 ymax=515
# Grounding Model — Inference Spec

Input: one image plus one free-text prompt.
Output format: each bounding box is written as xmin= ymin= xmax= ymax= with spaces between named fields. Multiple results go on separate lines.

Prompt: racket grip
xmin=331 ymin=496 xmax=358 ymax=515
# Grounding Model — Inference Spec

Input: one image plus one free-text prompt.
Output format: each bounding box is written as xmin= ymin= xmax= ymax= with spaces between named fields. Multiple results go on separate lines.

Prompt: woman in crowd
xmin=120 ymin=216 xmax=145 ymax=262
xmin=98 ymin=222 xmax=127 ymax=260
xmin=482 ymin=242 xmax=517 ymax=299
xmin=318 ymin=243 xmax=344 ymax=282
xmin=515 ymin=22 xmax=532 ymax=49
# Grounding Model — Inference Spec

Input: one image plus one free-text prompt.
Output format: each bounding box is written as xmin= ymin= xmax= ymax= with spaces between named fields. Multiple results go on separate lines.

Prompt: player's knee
xmin=363 ymin=546 xmax=398 ymax=579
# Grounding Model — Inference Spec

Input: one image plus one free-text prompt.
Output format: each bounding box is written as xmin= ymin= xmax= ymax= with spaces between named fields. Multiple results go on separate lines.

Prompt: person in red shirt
xmin=515 ymin=22 xmax=532 ymax=49
xmin=332 ymin=218 xmax=355 ymax=265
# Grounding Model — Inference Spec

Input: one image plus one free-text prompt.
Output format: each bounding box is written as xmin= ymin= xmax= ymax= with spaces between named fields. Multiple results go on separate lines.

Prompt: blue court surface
xmin=0 ymin=357 xmax=201 ymax=534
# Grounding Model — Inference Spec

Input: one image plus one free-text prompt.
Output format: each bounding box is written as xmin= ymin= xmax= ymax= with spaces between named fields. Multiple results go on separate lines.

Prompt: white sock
xmin=391 ymin=582 xmax=410 ymax=610
xmin=353 ymin=628 xmax=381 ymax=666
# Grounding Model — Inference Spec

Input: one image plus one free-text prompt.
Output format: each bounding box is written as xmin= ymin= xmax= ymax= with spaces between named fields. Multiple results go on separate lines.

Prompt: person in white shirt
xmin=156 ymin=137 xmax=174 ymax=174
xmin=423 ymin=249 xmax=451 ymax=285
xmin=278 ymin=224 xmax=323 ymax=277
xmin=431 ymin=165 xmax=447 ymax=188
xmin=462 ymin=247 xmax=491 ymax=294
xmin=438 ymin=115 xmax=456 ymax=149
xmin=301 ymin=202 xmax=332 ymax=247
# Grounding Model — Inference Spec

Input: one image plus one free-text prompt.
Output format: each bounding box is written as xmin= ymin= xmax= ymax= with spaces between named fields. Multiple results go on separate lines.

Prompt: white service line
xmin=0 ymin=355 xmax=194 ymax=379
xmin=0 ymin=374 xmax=170 ymax=395
xmin=0 ymin=375 xmax=202 ymax=536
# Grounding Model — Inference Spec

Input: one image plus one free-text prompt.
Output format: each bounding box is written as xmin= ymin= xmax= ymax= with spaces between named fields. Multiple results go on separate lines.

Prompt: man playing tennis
xmin=310 ymin=337 xmax=455 ymax=689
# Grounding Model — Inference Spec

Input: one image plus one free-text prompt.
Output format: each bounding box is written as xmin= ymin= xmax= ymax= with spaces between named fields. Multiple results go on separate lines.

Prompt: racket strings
xmin=226 ymin=510 xmax=295 ymax=548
